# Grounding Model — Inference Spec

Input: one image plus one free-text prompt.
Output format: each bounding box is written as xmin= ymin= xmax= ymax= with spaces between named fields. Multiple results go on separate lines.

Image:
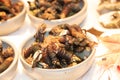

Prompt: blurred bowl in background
xmin=0 ymin=0 xmax=26 ymax=35
xmin=27 ymin=0 xmax=87 ymax=29
xmin=0 ymin=38 xmax=18 ymax=80
xmin=93 ymin=11 xmax=120 ymax=32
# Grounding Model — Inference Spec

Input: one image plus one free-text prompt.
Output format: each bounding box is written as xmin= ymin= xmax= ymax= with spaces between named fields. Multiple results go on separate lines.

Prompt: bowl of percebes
xmin=20 ymin=24 xmax=97 ymax=80
xmin=0 ymin=0 xmax=26 ymax=35
xmin=27 ymin=0 xmax=87 ymax=29
xmin=0 ymin=38 xmax=18 ymax=80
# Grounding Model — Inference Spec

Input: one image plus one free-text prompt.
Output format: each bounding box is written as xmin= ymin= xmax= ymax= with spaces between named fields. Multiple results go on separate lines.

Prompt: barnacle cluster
xmin=23 ymin=24 xmax=96 ymax=69
xmin=0 ymin=40 xmax=14 ymax=73
xmin=28 ymin=0 xmax=83 ymax=20
xmin=0 ymin=0 xmax=24 ymax=22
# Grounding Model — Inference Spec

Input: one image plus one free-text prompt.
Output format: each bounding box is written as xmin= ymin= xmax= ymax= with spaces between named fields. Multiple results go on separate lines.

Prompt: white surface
xmin=0 ymin=0 xmax=120 ymax=80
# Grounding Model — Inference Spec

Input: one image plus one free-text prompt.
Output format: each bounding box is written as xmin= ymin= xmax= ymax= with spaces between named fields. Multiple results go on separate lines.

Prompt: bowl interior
xmin=0 ymin=0 xmax=26 ymax=35
xmin=20 ymin=31 xmax=97 ymax=71
xmin=0 ymin=39 xmax=18 ymax=77
xmin=27 ymin=0 xmax=87 ymax=22
xmin=0 ymin=0 xmax=25 ymax=24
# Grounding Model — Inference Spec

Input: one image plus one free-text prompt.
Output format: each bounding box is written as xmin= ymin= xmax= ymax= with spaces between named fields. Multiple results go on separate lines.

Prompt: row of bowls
xmin=2 ymin=30 xmax=120 ymax=80
xmin=0 ymin=0 xmax=99 ymax=80
xmin=0 ymin=29 xmax=97 ymax=80
xmin=0 ymin=0 xmax=87 ymax=35
xmin=0 ymin=0 xmax=92 ymax=80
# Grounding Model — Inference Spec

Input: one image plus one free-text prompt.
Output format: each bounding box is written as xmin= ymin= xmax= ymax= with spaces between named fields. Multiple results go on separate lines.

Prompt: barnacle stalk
xmin=0 ymin=40 xmax=2 ymax=52
xmin=34 ymin=24 xmax=46 ymax=42
xmin=0 ymin=57 xmax=13 ymax=73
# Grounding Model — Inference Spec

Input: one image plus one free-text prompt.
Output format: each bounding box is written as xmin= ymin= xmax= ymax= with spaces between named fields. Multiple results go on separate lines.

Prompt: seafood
xmin=99 ymin=11 xmax=120 ymax=29
xmin=97 ymin=0 xmax=120 ymax=14
xmin=23 ymin=24 xmax=96 ymax=69
xmin=28 ymin=0 xmax=83 ymax=20
xmin=0 ymin=57 xmax=13 ymax=73
xmin=0 ymin=0 xmax=24 ymax=22
xmin=34 ymin=24 xmax=46 ymax=42
xmin=0 ymin=40 xmax=14 ymax=73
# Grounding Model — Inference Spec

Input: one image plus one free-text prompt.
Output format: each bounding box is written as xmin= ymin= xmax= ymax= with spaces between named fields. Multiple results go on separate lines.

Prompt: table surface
xmin=1 ymin=0 xmax=120 ymax=80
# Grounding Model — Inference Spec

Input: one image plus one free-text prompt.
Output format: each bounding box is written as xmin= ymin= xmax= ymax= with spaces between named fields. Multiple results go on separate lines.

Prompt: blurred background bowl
xmin=93 ymin=11 xmax=120 ymax=32
xmin=0 ymin=38 xmax=18 ymax=80
xmin=20 ymin=31 xmax=97 ymax=80
xmin=0 ymin=0 xmax=26 ymax=35
xmin=27 ymin=0 xmax=87 ymax=29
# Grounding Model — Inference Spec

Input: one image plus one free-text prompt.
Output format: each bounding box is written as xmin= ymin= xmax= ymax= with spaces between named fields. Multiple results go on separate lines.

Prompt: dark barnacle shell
xmin=34 ymin=0 xmax=40 ymax=8
xmin=67 ymin=24 xmax=86 ymax=42
xmin=57 ymin=48 xmax=73 ymax=64
xmin=40 ymin=7 xmax=58 ymax=20
xmin=49 ymin=24 xmax=70 ymax=36
xmin=42 ymin=51 xmax=53 ymax=68
xmin=24 ymin=42 xmax=41 ymax=58
xmin=52 ymin=1 xmax=62 ymax=14
xmin=0 ymin=57 xmax=13 ymax=73
xmin=49 ymin=26 xmax=64 ymax=36
xmin=57 ymin=48 xmax=81 ymax=66
xmin=2 ymin=47 xmax=14 ymax=58
xmin=0 ymin=40 xmax=3 ymax=52
xmin=74 ymin=46 xmax=85 ymax=53
xmin=34 ymin=24 xmax=46 ymax=42
xmin=47 ymin=44 xmax=62 ymax=68
xmin=0 ymin=6 xmax=11 ymax=13
xmin=28 ymin=1 xmax=36 ymax=10
xmin=0 ymin=40 xmax=14 ymax=73
xmin=36 ymin=62 xmax=48 ymax=68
